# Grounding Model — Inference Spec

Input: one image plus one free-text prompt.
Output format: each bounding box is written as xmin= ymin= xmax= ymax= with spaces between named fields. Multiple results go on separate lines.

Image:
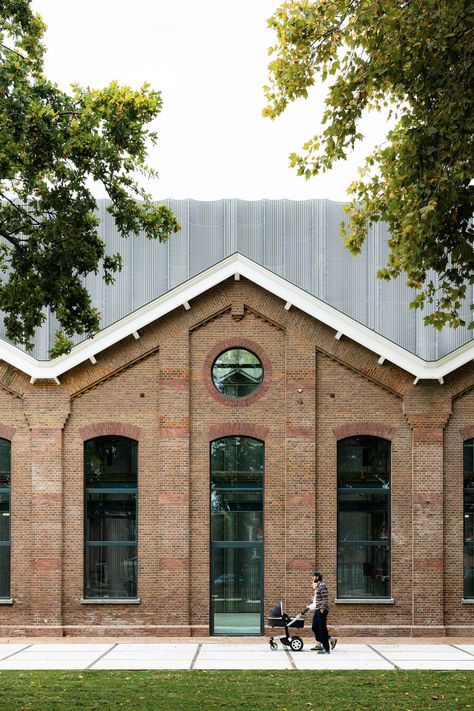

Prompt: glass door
xmin=210 ymin=436 xmax=264 ymax=635
xmin=211 ymin=543 xmax=263 ymax=634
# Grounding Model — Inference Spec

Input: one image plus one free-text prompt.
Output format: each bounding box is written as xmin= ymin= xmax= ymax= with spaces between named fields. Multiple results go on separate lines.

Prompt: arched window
xmin=337 ymin=436 xmax=391 ymax=599
xmin=464 ymin=438 xmax=474 ymax=598
xmin=84 ymin=436 xmax=137 ymax=599
xmin=0 ymin=439 xmax=11 ymax=599
xmin=210 ymin=436 xmax=264 ymax=634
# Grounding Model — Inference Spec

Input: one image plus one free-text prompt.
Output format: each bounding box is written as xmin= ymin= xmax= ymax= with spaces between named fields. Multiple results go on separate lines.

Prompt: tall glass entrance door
xmin=210 ymin=436 xmax=264 ymax=635
xmin=211 ymin=544 xmax=263 ymax=634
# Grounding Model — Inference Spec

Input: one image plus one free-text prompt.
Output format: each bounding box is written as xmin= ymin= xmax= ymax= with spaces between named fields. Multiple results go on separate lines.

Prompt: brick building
xmin=0 ymin=200 xmax=473 ymax=637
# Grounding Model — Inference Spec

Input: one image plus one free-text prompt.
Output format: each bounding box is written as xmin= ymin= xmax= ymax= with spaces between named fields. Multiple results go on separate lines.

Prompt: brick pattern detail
xmin=332 ymin=422 xmax=395 ymax=441
xmin=460 ymin=424 xmax=474 ymax=441
xmin=208 ymin=423 xmax=270 ymax=441
xmin=0 ymin=424 xmax=16 ymax=441
xmin=79 ymin=422 xmax=142 ymax=442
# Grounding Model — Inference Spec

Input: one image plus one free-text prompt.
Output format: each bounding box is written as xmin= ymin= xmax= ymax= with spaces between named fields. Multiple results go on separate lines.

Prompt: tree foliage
xmin=264 ymin=0 xmax=473 ymax=329
xmin=0 ymin=0 xmax=180 ymax=355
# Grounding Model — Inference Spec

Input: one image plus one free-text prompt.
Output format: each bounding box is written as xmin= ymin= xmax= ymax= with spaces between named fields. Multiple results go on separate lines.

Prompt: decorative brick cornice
xmin=208 ymin=422 xmax=269 ymax=442
xmin=203 ymin=338 xmax=272 ymax=407
xmin=403 ymin=381 xmax=452 ymax=430
xmin=79 ymin=422 xmax=142 ymax=442
xmin=460 ymin=425 xmax=474 ymax=441
xmin=0 ymin=424 xmax=15 ymax=441
xmin=332 ymin=422 xmax=395 ymax=441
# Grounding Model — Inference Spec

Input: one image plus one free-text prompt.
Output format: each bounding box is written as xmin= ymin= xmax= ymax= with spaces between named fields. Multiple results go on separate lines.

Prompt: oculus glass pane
xmin=211 ymin=437 xmax=263 ymax=634
xmin=464 ymin=439 xmax=474 ymax=598
xmin=337 ymin=436 xmax=391 ymax=599
xmin=212 ymin=349 xmax=263 ymax=398
xmin=84 ymin=436 xmax=138 ymax=599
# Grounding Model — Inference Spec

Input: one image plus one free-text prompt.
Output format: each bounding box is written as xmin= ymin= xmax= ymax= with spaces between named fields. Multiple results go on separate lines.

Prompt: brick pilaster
xmin=157 ymin=331 xmax=190 ymax=619
xmin=404 ymin=381 xmax=451 ymax=635
xmin=285 ymin=327 xmax=317 ymax=608
xmin=24 ymin=384 xmax=70 ymax=629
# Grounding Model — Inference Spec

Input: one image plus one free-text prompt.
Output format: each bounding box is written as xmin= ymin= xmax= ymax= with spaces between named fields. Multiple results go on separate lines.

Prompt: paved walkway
xmin=1 ymin=641 xmax=474 ymax=670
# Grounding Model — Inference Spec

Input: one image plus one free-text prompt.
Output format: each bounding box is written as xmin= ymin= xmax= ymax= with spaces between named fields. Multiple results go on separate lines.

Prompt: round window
xmin=212 ymin=348 xmax=264 ymax=398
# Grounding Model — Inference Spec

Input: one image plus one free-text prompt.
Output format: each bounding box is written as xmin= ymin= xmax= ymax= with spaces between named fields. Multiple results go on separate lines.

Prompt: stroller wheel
xmin=290 ymin=636 xmax=304 ymax=652
xmin=269 ymin=640 xmax=278 ymax=651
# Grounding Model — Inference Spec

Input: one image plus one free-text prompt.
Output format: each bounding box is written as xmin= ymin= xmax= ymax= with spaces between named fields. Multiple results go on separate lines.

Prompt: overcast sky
xmin=31 ymin=0 xmax=388 ymax=201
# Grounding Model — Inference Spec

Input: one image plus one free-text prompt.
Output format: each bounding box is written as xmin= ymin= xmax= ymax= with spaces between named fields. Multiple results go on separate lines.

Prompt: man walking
xmin=308 ymin=570 xmax=337 ymax=654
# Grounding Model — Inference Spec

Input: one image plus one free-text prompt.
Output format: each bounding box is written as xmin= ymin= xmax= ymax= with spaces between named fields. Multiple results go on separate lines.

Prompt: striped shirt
xmin=312 ymin=580 xmax=329 ymax=612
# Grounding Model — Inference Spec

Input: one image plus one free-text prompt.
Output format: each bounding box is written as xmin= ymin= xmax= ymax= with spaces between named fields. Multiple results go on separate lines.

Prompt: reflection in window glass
xmin=337 ymin=436 xmax=391 ymax=599
xmin=464 ymin=439 xmax=474 ymax=598
xmin=212 ymin=349 xmax=263 ymax=398
xmin=0 ymin=438 xmax=10 ymax=599
xmin=84 ymin=437 xmax=137 ymax=599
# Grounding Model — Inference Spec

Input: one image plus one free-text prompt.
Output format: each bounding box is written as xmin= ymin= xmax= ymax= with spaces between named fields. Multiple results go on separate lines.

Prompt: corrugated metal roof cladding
xmin=2 ymin=198 xmax=473 ymax=361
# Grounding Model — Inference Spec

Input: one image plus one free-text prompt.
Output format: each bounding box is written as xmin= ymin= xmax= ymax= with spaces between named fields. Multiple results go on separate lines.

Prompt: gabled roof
xmin=1 ymin=253 xmax=472 ymax=383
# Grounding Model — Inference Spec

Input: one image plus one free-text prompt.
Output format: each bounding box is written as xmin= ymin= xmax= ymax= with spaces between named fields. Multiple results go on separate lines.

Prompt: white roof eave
xmin=0 ymin=253 xmax=472 ymax=382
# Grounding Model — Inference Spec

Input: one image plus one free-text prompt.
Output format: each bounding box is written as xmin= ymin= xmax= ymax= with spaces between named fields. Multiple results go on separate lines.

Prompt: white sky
xmin=31 ymin=0 xmax=388 ymax=201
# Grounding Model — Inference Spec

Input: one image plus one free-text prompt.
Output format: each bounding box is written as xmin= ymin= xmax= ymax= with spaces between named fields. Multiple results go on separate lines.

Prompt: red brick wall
xmin=0 ymin=277 xmax=473 ymax=636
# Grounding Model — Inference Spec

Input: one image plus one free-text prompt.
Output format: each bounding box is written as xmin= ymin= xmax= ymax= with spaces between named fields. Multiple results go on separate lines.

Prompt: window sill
xmin=0 ymin=598 xmax=13 ymax=605
xmin=334 ymin=598 xmax=395 ymax=605
xmin=80 ymin=598 xmax=141 ymax=605
xmin=461 ymin=599 xmax=474 ymax=604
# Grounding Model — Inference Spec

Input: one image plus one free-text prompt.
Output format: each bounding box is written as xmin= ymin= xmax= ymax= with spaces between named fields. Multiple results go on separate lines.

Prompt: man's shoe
xmin=317 ymin=649 xmax=330 ymax=654
xmin=310 ymin=645 xmax=320 ymax=651
xmin=330 ymin=637 xmax=337 ymax=650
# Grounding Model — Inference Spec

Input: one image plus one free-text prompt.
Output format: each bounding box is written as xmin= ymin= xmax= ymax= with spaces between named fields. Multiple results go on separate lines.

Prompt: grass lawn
xmin=0 ymin=670 xmax=473 ymax=710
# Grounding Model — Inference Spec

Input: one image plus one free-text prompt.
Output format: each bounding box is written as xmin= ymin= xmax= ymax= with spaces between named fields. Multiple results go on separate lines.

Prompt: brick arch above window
xmin=0 ymin=424 xmax=15 ymax=441
xmin=460 ymin=425 xmax=474 ymax=441
xmin=332 ymin=422 xmax=395 ymax=441
xmin=203 ymin=338 xmax=272 ymax=407
xmin=79 ymin=421 xmax=142 ymax=442
xmin=208 ymin=423 xmax=269 ymax=441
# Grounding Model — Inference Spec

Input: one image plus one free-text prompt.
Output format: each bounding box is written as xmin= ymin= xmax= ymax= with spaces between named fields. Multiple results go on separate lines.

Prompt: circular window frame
xmin=204 ymin=339 xmax=272 ymax=407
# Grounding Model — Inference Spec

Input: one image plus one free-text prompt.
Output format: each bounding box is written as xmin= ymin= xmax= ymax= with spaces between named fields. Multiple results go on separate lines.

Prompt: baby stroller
xmin=268 ymin=601 xmax=308 ymax=651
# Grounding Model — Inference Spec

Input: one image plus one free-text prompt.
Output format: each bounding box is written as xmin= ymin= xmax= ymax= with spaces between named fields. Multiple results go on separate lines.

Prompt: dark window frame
xmin=0 ymin=438 xmax=11 ymax=600
xmin=210 ymin=435 xmax=264 ymax=635
xmin=464 ymin=438 xmax=474 ymax=598
xmin=83 ymin=436 xmax=138 ymax=600
xmin=337 ymin=435 xmax=391 ymax=599
xmin=212 ymin=348 xmax=264 ymax=399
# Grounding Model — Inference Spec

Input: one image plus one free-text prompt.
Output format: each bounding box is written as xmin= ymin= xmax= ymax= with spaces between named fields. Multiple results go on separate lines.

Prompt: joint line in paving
xmin=450 ymin=643 xmax=474 ymax=658
xmin=86 ymin=643 xmax=118 ymax=670
xmin=285 ymin=649 xmax=296 ymax=669
xmin=190 ymin=643 xmax=202 ymax=670
xmin=0 ymin=644 xmax=32 ymax=661
xmin=367 ymin=644 xmax=399 ymax=669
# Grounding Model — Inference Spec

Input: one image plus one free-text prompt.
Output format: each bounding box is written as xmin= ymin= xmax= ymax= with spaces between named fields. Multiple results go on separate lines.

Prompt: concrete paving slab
xmin=194 ymin=658 xmax=291 ymax=670
xmin=372 ymin=644 xmax=450 ymax=652
xmin=384 ymin=650 xmax=472 ymax=661
xmin=23 ymin=644 xmax=113 ymax=653
xmin=0 ymin=657 xmax=97 ymax=670
xmin=290 ymin=653 xmax=393 ymax=670
xmin=91 ymin=658 xmax=194 ymax=670
xmin=0 ymin=645 xmax=30 ymax=659
xmin=395 ymin=660 xmax=474 ymax=670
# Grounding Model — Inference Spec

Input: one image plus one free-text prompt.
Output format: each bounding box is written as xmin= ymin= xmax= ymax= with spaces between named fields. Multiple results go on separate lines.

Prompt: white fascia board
xmin=0 ymin=253 xmax=472 ymax=381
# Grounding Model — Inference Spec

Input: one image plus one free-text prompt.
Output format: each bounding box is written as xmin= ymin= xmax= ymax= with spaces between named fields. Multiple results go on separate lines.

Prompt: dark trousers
xmin=312 ymin=609 xmax=330 ymax=652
